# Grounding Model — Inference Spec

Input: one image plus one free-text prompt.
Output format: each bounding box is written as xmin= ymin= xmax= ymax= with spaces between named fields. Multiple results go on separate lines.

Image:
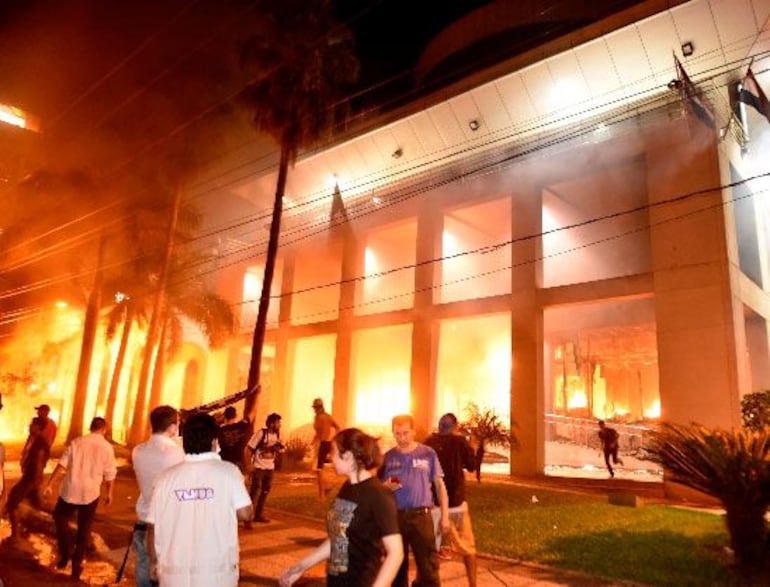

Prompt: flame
xmin=644 ymin=399 xmax=661 ymax=419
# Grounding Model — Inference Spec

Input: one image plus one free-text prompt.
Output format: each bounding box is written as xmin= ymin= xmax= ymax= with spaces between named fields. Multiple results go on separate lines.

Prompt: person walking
xmin=44 ymin=417 xmax=117 ymax=580
xmin=424 ymin=413 xmax=478 ymax=586
xmin=131 ymin=405 xmax=184 ymax=587
xmin=278 ymin=428 xmax=403 ymax=586
xmin=598 ymin=420 xmax=623 ymax=478
xmin=245 ymin=412 xmax=283 ymax=524
xmin=379 ymin=414 xmax=449 ymax=587
xmin=6 ymin=417 xmax=50 ymax=541
xmin=218 ymin=406 xmax=252 ymax=472
xmin=311 ymin=398 xmax=339 ymax=499
xmin=34 ymin=404 xmax=58 ymax=447
xmin=146 ymin=412 xmax=251 ymax=587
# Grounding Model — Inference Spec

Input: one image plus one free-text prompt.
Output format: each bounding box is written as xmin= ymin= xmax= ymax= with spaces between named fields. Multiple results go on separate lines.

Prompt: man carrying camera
xmin=245 ymin=413 xmax=283 ymax=524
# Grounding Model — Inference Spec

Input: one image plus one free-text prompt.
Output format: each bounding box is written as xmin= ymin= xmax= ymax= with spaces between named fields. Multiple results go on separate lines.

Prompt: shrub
xmin=648 ymin=423 xmax=770 ymax=571
xmin=284 ymin=435 xmax=311 ymax=463
xmin=741 ymin=390 xmax=770 ymax=431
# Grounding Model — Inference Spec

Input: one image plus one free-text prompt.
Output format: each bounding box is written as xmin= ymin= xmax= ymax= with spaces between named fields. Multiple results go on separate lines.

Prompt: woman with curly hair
xmin=279 ymin=428 xmax=403 ymax=586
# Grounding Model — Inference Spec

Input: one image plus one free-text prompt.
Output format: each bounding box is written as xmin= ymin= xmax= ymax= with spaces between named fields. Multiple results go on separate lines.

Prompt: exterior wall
xmin=646 ymin=119 xmax=743 ymax=427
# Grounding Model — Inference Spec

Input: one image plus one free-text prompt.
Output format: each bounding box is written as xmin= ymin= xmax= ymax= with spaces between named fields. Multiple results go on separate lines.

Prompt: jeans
xmin=249 ymin=468 xmax=274 ymax=519
xmin=133 ymin=523 xmax=158 ymax=587
xmin=53 ymin=497 xmax=99 ymax=567
xmin=394 ymin=508 xmax=440 ymax=587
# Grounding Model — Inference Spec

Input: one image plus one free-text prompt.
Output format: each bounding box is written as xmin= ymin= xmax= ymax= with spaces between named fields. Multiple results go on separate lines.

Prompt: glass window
xmin=349 ymin=324 xmax=413 ymax=435
xmin=435 ymin=313 xmax=511 ymax=421
xmin=285 ymin=334 xmax=336 ymax=432
xmin=241 ymin=260 xmax=283 ymax=330
xmin=544 ymin=297 xmax=661 ymax=480
xmin=355 ymin=220 xmax=416 ymax=315
xmin=439 ymin=198 xmax=511 ymax=304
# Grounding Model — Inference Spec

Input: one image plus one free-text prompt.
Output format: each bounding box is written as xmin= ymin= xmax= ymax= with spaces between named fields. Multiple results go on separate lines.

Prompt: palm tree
xmin=238 ymin=0 xmax=359 ymax=419
xmin=462 ymin=403 xmax=519 ymax=482
xmin=648 ymin=423 xmax=770 ymax=571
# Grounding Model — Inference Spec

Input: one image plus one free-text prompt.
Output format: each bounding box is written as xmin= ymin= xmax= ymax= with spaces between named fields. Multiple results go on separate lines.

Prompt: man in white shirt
xmin=44 ymin=416 xmax=117 ymax=580
xmin=147 ymin=412 xmax=251 ymax=587
xmin=132 ymin=405 xmax=184 ymax=587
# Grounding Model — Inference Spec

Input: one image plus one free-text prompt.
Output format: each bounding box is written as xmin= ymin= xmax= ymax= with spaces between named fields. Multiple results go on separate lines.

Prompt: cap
xmin=311 ymin=398 xmax=324 ymax=408
xmin=35 ymin=404 xmax=51 ymax=413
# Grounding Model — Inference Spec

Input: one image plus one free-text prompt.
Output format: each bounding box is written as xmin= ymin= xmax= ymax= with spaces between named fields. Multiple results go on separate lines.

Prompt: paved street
xmin=0 ymin=466 xmax=642 ymax=586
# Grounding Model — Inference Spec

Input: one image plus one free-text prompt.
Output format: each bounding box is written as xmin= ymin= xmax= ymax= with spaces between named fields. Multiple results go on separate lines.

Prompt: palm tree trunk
xmin=128 ymin=188 xmax=181 ymax=445
xmin=67 ymin=236 xmax=106 ymax=442
xmin=244 ymin=141 xmax=290 ymax=421
xmin=105 ymin=303 xmax=135 ymax=439
xmin=148 ymin=313 xmax=169 ymax=418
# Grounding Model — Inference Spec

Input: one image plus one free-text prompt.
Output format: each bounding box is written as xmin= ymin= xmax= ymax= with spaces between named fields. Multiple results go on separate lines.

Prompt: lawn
xmin=268 ymin=474 xmax=743 ymax=586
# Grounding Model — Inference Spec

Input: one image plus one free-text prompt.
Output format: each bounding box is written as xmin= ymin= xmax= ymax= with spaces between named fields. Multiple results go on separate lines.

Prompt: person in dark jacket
xmin=598 ymin=420 xmax=623 ymax=478
xmin=424 ymin=412 xmax=478 ymax=586
xmin=6 ymin=417 xmax=50 ymax=540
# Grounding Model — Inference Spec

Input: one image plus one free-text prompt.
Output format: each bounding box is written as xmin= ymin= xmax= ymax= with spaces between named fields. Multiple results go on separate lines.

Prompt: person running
xmin=278 ymin=428 xmax=403 ymax=586
xmin=246 ymin=412 xmax=283 ymax=524
xmin=132 ymin=405 xmax=184 ymax=587
xmin=311 ymin=398 xmax=339 ymax=499
xmin=379 ymin=414 xmax=449 ymax=587
xmin=424 ymin=412 xmax=478 ymax=586
xmin=6 ymin=417 xmax=50 ymax=541
xmin=44 ymin=417 xmax=117 ymax=580
xmin=598 ymin=420 xmax=623 ymax=478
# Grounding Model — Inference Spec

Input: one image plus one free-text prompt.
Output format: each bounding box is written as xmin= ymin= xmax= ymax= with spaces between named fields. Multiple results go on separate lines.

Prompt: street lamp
xmin=0 ymin=102 xmax=41 ymax=132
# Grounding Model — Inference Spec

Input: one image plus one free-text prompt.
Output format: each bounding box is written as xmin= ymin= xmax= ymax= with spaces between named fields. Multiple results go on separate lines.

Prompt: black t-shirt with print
xmin=326 ymin=476 xmax=399 ymax=586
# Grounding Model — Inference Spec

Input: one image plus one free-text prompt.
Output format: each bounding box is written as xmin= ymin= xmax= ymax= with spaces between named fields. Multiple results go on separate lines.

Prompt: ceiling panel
xmin=711 ymin=0 xmax=760 ymax=64
xmin=407 ymin=111 xmax=447 ymax=158
xmin=448 ymin=92 xmax=483 ymax=141
xmin=636 ymin=12 xmax=682 ymax=86
xmin=389 ymin=118 xmax=426 ymax=161
xmin=334 ymin=143 xmax=368 ymax=190
xmin=494 ymin=72 xmax=538 ymax=129
xmin=547 ymin=50 xmax=592 ymax=116
xmin=605 ymin=26 xmax=655 ymax=90
xmin=471 ymin=84 xmax=512 ymax=135
xmin=574 ymin=38 xmax=622 ymax=98
xmin=519 ymin=62 xmax=554 ymax=117
xmin=671 ymin=0 xmax=724 ymax=74
xmin=427 ymin=102 xmax=466 ymax=148
xmin=751 ymin=0 xmax=770 ymax=27
xmin=370 ymin=128 xmax=400 ymax=164
xmin=352 ymin=135 xmax=388 ymax=172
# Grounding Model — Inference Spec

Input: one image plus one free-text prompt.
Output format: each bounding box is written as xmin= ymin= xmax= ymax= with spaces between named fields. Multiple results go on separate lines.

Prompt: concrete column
xmin=332 ymin=235 xmax=358 ymax=427
xmin=410 ymin=206 xmax=441 ymax=436
xmin=509 ymin=183 xmax=545 ymax=476
xmin=646 ymin=121 xmax=743 ymax=427
xmin=270 ymin=255 xmax=295 ymax=420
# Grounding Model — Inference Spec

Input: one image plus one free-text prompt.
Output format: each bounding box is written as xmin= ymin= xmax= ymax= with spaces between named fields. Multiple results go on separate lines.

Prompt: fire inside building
xmin=1 ymin=0 xmax=769 ymax=481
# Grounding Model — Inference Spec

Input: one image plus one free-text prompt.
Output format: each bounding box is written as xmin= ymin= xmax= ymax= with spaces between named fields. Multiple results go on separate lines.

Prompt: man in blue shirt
xmin=379 ymin=414 xmax=449 ymax=587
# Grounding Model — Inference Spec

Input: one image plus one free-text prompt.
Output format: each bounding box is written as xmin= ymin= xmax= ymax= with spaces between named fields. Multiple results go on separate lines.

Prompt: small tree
xmin=461 ymin=403 xmax=518 ymax=482
xmin=742 ymin=390 xmax=770 ymax=431
xmin=648 ymin=423 xmax=770 ymax=572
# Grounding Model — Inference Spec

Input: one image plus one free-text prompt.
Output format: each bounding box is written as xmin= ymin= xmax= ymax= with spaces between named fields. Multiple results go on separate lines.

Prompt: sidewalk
xmin=0 ymin=467 xmax=643 ymax=586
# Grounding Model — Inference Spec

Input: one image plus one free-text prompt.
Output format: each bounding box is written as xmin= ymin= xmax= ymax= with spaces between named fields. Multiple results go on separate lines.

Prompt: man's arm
xmin=236 ymin=504 xmax=252 ymax=522
xmin=103 ymin=478 xmax=114 ymax=506
xmin=433 ymin=476 xmax=450 ymax=533
xmin=43 ymin=463 xmax=66 ymax=496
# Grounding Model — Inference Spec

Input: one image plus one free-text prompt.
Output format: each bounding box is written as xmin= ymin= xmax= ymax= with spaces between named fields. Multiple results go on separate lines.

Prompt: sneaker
xmin=55 ymin=556 xmax=69 ymax=570
xmin=242 ymin=521 xmax=254 ymax=530
xmin=254 ymin=516 xmax=270 ymax=524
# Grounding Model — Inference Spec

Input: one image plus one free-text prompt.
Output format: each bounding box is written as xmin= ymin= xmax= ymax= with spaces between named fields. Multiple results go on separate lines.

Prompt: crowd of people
xmin=2 ymin=396 xmax=634 ymax=586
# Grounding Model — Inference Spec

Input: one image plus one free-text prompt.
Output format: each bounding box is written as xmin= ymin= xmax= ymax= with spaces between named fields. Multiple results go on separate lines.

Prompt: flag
xmin=329 ymin=182 xmax=349 ymax=225
xmin=674 ymin=56 xmax=716 ymax=129
xmin=738 ymin=67 xmax=770 ymax=124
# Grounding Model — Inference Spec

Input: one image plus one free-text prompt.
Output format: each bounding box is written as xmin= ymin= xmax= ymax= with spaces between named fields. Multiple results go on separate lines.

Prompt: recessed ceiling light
xmin=468 ymin=119 xmax=480 ymax=131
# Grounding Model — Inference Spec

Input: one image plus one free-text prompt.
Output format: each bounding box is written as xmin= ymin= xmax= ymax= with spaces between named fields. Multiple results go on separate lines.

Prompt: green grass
xmin=268 ymin=475 xmax=747 ymax=586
